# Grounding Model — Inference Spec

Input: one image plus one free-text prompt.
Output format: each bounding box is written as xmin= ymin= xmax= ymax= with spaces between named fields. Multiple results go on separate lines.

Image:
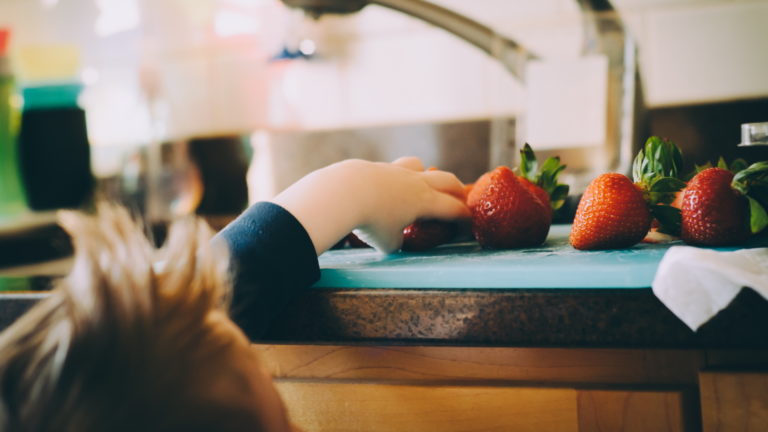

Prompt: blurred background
xmin=0 ymin=0 xmax=767 ymax=232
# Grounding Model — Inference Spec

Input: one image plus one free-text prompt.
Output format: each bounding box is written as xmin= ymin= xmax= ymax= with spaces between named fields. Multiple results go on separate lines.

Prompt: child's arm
xmin=214 ymin=157 xmax=469 ymax=338
xmin=272 ymin=157 xmax=469 ymax=254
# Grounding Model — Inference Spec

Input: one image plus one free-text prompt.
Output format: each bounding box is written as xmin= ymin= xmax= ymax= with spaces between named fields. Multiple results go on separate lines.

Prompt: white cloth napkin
xmin=652 ymin=246 xmax=768 ymax=330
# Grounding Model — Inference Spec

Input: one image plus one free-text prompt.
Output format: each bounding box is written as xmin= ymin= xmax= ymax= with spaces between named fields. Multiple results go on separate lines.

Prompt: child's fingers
xmin=421 ymin=170 xmax=466 ymax=201
xmin=422 ymin=193 xmax=471 ymax=221
xmin=391 ymin=156 xmax=424 ymax=172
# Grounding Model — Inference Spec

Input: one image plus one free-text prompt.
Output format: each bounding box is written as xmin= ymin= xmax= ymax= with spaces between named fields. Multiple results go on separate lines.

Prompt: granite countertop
xmin=1 ymin=280 xmax=767 ymax=349
xmin=2 ymin=225 xmax=767 ymax=349
xmin=261 ymin=286 xmax=768 ymax=348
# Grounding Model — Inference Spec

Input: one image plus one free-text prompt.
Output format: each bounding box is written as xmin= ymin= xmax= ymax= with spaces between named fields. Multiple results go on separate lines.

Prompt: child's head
xmin=0 ymin=206 xmax=294 ymax=432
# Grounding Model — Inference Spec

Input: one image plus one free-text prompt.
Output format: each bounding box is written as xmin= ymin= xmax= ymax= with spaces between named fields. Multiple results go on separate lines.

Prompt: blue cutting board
xmin=315 ymin=225 xmax=752 ymax=290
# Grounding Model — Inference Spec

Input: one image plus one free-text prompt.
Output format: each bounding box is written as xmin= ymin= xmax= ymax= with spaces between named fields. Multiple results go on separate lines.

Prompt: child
xmin=0 ymin=157 xmax=469 ymax=432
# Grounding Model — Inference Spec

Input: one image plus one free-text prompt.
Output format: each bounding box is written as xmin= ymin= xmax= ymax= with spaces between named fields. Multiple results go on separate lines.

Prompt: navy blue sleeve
xmin=213 ymin=202 xmax=320 ymax=339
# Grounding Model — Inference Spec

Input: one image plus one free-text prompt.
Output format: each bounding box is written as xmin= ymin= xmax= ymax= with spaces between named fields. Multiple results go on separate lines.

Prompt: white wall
xmin=1 ymin=0 xmax=766 ymax=138
xmin=620 ymin=0 xmax=768 ymax=106
xmin=242 ymin=0 xmax=768 ymax=132
xmin=433 ymin=0 xmax=768 ymax=107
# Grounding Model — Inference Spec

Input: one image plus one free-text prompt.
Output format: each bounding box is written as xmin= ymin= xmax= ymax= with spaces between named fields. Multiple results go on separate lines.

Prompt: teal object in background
xmin=316 ymin=225 xmax=754 ymax=289
xmin=21 ymin=83 xmax=82 ymax=110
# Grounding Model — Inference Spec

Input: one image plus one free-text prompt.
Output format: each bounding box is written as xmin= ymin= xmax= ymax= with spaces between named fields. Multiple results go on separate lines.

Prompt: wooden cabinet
xmin=700 ymin=371 xmax=768 ymax=432
xmin=255 ymin=345 xmax=701 ymax=432
xmin=277 ymin=382 xmax=581 ymax=432
xmin=578 ymin=390 xmax=686 ymax=432
xmin=276 ymin=383 xmax=688 ymax=432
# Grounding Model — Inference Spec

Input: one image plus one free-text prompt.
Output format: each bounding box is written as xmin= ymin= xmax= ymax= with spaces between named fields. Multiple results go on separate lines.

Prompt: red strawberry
xmin=472 ymin=166 xmax=551 ymax=248
xmin=678 ymin=159 xmax=768 ymax=246
xmin=519 ymin=177 xmax=552 ymax=220
xmin=570 ymin=173 xmax=651 ymax=250
xmin=402 ymin=220 xmax=457 ymax=251
xmin=680 ymin=168 xmax=750 ymax=246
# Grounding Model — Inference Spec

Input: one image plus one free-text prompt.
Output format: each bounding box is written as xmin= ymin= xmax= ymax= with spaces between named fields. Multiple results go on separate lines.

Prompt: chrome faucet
xmin=282 ymin=0 xmax=536 ymax=81
xmin=281 ymin=0 xmax=642 ymax=189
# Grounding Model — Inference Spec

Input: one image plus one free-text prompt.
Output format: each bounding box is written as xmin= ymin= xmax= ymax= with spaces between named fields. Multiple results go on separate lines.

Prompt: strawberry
xmin=469 ymin=144 xmax=568 ymax=249
xmin=680 ymin=168 xmax=748 ymax=246
xmin=471 ymin=166 xmax=551 ymax=248
xmin=681 ymin=162 xmax=768 ymax=246
xmin=570 ymin=173 xmax=651 ymax=250
xmin=402 ymin=220 xmax=458 ymax=251
xmin=519 ymin=177 xmax=551 ymax=219
xmin=572 ymin=137 xmax=687 ymax=250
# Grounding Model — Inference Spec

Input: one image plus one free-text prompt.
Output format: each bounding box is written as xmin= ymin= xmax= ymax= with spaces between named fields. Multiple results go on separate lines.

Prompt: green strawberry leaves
xmin=520 ymin=143 xmax=538 ymax=181
xmin=650 ymin=204 xmax=682 ymax=235
xmin=730 ymin=158 xmax=750 ymax=173
xmin=519 ymin=143 xmax=569 ymax=211
xmin=746 ymin=197 xmax=768 ymax=234
xmin=732 ymin=161 xmax=768 ymax=234
xmin=692 ymin=157 xmax=750 ymax=179
xmin=648 ymin=177 xmax=687 ymax=204
xmin=549 ymin=184 xmax=570 ymax=212
xmin=633 ymin=136 xmax=684 ymax=186
xmin=633 ymin=136 xmax=685 ymax=235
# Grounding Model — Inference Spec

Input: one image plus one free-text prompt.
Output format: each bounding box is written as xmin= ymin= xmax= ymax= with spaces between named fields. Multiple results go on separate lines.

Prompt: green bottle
xmin=0 ymin=29 xmax=27 ymax=219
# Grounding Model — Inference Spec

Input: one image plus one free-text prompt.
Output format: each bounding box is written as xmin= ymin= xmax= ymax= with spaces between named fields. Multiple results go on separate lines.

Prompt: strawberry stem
xmin=632 ymin=136 xmax=686 ymax=235
xmin=732 ymin=161 xmax=768 ymax=234
xmin=691 ymin=157 xmax=749 ymax=180
xmin=632 ymin=136 xmax=684 ymax=186
xmin=519 ymin=143 xmax=569 ymax=211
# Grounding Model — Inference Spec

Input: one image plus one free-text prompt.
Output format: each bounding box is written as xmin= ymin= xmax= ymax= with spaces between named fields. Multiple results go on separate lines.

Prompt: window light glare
xmin=299 ymin=39 xmax=316 ymax=56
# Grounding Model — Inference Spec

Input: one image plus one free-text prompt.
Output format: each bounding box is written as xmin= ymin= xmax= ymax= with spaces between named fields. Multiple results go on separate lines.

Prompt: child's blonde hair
xmin=0 ymin=205 xmax=267 ymax=431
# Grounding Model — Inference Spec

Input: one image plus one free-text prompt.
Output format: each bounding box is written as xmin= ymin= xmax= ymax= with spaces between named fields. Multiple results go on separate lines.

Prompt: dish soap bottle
xmin=17 ymin=44 xmax=93 ymax=210
xmin=0 ymin=29 xmax=27 ymax=220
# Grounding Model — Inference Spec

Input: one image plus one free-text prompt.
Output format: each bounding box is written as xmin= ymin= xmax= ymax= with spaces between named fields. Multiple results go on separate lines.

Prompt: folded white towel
xmin=652 ymin=246 xmax=768 ymax=330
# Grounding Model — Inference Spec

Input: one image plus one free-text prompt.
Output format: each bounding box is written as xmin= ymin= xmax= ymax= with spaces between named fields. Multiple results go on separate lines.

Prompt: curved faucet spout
xmin=281 ymin=0 xmax=535 ymax=82
xmin=369 ymin=0 xmax=534 ymax=82
xmin=280 ymin=0 xmax=642 ymax=187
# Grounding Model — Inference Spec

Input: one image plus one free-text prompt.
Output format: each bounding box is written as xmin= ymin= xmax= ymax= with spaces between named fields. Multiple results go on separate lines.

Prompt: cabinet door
xmin=275 ymin=381 xmax=688 ymax=432
xmin=276 ymin=382 xmax=579 ymax=432
xmin=700 ymin=371 xmax=768 ymax=432
xmin=578 ymin=390 xmax=686 ymax=432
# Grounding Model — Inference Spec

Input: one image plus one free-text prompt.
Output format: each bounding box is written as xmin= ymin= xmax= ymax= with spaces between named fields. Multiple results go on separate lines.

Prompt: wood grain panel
xmin=577 ymin=390 xmax=685 ymax=432
xmin=254 ymin=345 xmax=702 ymax=385
xmin=700 ymin=371 xmax=768 ymax=432
xmin=275 ymin=381 xmax=579 ymax=432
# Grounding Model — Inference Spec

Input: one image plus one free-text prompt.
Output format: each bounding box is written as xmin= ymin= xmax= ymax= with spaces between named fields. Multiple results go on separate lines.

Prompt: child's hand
xmin=272 ymin=157 xmax=470 ymax=254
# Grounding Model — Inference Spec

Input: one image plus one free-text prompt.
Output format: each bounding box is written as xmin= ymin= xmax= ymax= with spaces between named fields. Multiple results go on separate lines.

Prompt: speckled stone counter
xmin=1 ymin=286 xmax=767 ymax=348
xmin=258 ymin=286 xmax=768 ymax=348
